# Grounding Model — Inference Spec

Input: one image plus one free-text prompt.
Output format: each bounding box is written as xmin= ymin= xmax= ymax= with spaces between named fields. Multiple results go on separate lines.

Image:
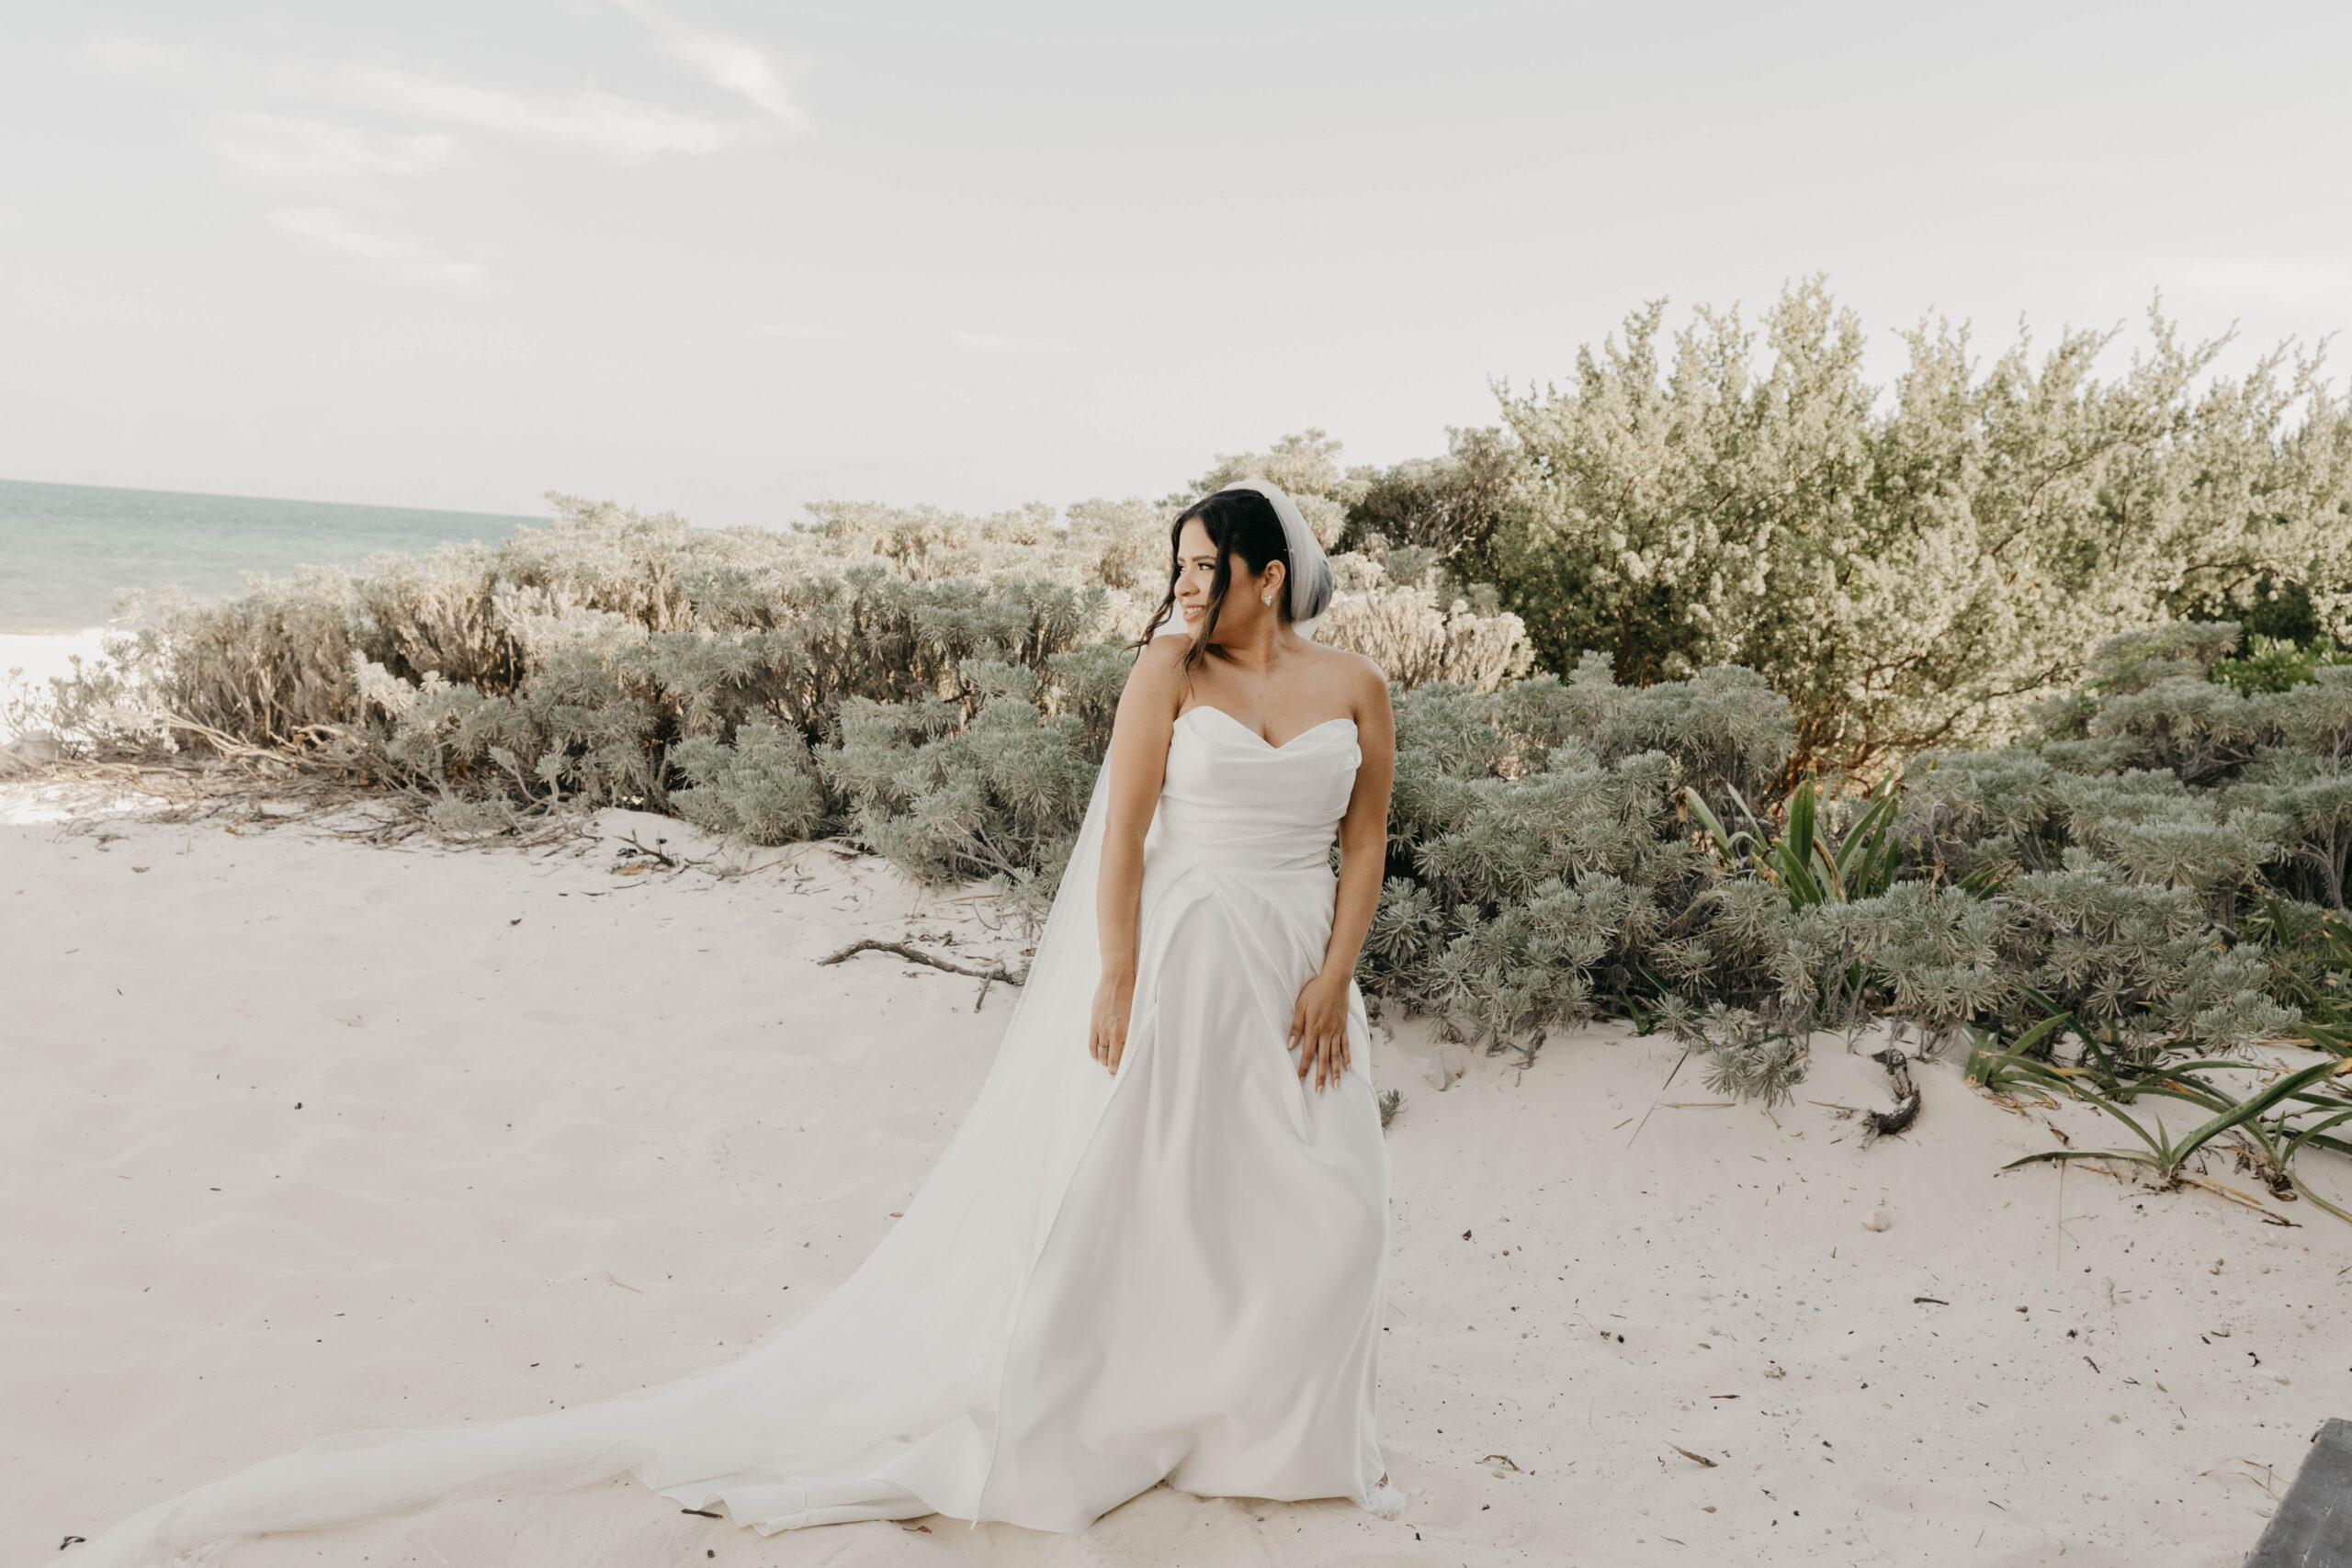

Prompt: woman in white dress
xmin=77 ymin=479 xmax=1403 ymax=1563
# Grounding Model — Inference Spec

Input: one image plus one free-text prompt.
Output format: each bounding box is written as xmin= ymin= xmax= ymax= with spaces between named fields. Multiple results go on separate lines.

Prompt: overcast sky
xmin=1 ymin=1 xmax=2346 ymax=524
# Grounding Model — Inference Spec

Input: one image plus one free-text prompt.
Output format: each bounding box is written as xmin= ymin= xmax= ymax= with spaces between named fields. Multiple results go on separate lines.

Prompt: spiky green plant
xmin=1685 ymin=775 xmax=1902 ymax=908
xmin=1999 ymin=1044 xmax=2352 ymax=1220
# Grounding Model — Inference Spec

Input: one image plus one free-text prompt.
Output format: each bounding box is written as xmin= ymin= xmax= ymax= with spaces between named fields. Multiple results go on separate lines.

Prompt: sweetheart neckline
xmin=1177 ymin=705 xmax=1357 ymax=753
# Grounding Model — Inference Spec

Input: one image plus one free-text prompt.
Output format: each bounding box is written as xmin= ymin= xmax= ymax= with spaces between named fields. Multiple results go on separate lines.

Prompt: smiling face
xmin=1172 ymin=516 xmax=1284 ymax=644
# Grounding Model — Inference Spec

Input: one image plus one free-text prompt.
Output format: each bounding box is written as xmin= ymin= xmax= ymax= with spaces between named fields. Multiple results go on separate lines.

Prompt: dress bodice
xmin=1152 ymin=706 xmax=1362 ymax=873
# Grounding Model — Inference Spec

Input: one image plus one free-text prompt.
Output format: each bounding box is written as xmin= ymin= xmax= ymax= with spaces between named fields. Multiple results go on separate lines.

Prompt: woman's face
xmin=1173 ymin=518 xmax=1281 ymax=640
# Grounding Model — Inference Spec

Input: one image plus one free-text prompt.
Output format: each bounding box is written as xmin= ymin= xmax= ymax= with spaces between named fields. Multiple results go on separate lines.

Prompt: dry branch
xmin=817 ymin=940 xmax=1025 ymax=1013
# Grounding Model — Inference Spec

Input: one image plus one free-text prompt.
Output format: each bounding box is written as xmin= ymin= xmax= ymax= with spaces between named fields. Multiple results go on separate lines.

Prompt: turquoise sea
xmin=0 ymin=478 xmax=545 ymax=632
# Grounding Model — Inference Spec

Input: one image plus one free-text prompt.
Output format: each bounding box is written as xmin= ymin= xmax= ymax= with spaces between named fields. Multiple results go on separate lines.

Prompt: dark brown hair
xmin=1136 ymin=488 xmax=1294 ymax=671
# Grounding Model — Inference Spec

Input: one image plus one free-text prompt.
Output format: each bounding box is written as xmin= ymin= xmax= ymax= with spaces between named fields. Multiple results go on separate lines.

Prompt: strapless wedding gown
xmin=81 ymin=706 xmax=1396 ymax=1563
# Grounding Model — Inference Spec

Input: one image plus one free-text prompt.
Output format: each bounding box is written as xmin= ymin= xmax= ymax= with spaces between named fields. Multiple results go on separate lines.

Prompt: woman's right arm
xmin=1089 ymin=637 xmax=1186 ymax=1074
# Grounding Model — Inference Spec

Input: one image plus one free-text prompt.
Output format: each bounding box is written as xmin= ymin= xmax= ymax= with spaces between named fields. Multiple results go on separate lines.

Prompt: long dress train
xmin=80 ymin=705 xmax=1393 ymax=1563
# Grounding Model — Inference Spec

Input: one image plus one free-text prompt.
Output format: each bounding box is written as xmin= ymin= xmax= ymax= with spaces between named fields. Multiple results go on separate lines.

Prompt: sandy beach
xmin=6 ymin=796 xmax=2346 ymax=1567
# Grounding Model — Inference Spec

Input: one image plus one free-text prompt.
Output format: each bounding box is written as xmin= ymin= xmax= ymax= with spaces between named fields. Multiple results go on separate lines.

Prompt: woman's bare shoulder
xmin=1298 ymin=639 xmax=1389 ymax=694
xmin=1127 ymin=634 xmax=1191 ymax=695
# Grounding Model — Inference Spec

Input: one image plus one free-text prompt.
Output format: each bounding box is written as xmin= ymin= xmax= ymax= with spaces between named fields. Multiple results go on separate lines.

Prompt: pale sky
xmin=2 ymin=2 xmax=2346 ymax=525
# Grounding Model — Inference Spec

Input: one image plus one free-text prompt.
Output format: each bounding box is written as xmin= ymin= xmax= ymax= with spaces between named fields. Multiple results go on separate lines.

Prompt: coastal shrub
xmin=803 ymin=653 xmax=1126 ymax=926
xmin=1340 ymin=426 xmax=1529 ymax=572
xmin=2216 ymin=635 xmax=2352 ymax=695
xmin=822 ymin=691 xmax=1097 ymax=931
xmin=1314 ymin=575 xmax=1530 ymax=692
xmin=26 ymin=483 xmax=1530 ymax=840
xmin=1474 ymin=281 xmax=2352 ymax=776
xmin=671 ymin=722 xmax=827 ymax=844
xmin=1350 ymin=627 xmax=2348 ymax=1147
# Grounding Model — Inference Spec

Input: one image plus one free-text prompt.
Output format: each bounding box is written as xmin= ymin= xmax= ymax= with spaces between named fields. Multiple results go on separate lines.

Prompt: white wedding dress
xmin=81 ymin=704 xmax=1396 ymax=1564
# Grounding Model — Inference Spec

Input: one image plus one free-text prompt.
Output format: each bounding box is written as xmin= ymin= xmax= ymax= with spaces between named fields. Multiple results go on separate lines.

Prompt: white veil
xmin=1151 ymin=479 xmax=1333 ymax=641
xmin=1219 ymin=479 xmax=1334 ymax=637
xmin=83 ymin=790 xmax=1128 ymax=1562
xmin=79 ymin=478 xmax=1338 ymax=1564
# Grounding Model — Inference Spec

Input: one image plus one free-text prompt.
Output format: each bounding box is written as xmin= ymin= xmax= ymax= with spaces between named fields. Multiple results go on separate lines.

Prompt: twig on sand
xmin=1666 ymin=1444 xmax=1718 ymax=1468
xmin=818 ymin=938 xmax=1012 ymax=980
xmin=616 ymin=831 xmax=695 ymax=872
xmin=818 ymin=940 xmax=1024 ymax=1011
xmin=969 ymin=965 xmax=1018 ymax=1013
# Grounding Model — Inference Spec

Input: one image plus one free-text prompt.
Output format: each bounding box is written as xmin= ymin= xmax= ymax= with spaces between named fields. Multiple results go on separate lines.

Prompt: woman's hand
xmin=1089 ymin=969 xmax=1136 ymax=1075
xmin=1290 ymin=970 xmax=1354 ymax=1091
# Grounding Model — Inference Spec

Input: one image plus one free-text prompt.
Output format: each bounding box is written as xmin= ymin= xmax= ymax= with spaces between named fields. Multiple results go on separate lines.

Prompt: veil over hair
xmin=1218 ymin=478 xmax=1334 ymax=635
xmin=1150 ymin=479 xmax=1333 ymax=641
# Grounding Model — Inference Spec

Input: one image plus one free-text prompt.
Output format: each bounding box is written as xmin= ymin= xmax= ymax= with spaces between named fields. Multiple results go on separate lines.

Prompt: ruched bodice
xmin=1152 ymin=706 xmax=1361 ymax=873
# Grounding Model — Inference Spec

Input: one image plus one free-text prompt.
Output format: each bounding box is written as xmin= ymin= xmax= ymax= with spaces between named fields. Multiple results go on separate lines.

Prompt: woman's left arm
xmin=1291 ymin=663 xmax=1396 ymax=1090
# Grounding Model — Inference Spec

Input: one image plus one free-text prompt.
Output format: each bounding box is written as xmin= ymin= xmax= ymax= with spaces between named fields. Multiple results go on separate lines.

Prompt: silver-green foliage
xmin=26 ymin=481 xmax=1530 ymax=869
xmin=672 ymin=722 xmax=826 ymax=844
xmin=1361 ymin=626 xmax=2350 ymax=1115
xmin=1481 ymin=281 xmax=2352 ymax=778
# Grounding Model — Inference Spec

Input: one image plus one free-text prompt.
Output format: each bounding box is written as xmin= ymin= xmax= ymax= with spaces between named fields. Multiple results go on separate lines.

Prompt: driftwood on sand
xmin=817 ymin=939 xmax=1025 ymax=1012
xmin=1866 ymin=1045 xmax=1922 ymax=1141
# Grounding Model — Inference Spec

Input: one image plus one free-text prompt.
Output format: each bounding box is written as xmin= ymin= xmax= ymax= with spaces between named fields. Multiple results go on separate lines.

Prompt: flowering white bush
xmin=1464 ymin=282 xmax=2352 ymax=774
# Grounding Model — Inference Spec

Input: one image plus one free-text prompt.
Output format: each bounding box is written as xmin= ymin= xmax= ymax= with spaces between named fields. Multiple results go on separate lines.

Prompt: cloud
xmin=270 ymin=207 xmax=493 ymax=293
xmin=91 ymin=30 xmax=792 ymax=166
xmin=282 ymin=62 xmax=743 ymax=164
xmin=85 ymin=35 xmax=198 ymax=83
xmin=86 ymin=25 xmax=803 ymax=290
xmin=214 ymin=118 xmax=476 ymax=283
xmin=207 ymin=113 xmax=465 ymax=189
xmin=615 ymin=0 xmax=806 ymax=128
xmin=751 ymin=322 xmax=840 ymax=340
xmin=951 ymin=330 xmax=1065 ymax=355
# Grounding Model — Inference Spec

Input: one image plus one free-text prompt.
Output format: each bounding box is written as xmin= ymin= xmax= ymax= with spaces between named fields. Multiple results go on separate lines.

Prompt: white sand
xmin=5 ymin=801 xmax=2347 ymax=1566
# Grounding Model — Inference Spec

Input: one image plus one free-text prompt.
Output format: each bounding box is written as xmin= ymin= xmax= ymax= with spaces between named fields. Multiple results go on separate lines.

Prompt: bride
xmin=79 ymin=478 xmax=1403 ymax=1562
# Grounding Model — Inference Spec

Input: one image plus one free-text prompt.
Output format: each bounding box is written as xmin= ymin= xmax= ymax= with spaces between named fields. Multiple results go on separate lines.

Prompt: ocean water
xmin=0 ymin=478 xmax=544 ymax=633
